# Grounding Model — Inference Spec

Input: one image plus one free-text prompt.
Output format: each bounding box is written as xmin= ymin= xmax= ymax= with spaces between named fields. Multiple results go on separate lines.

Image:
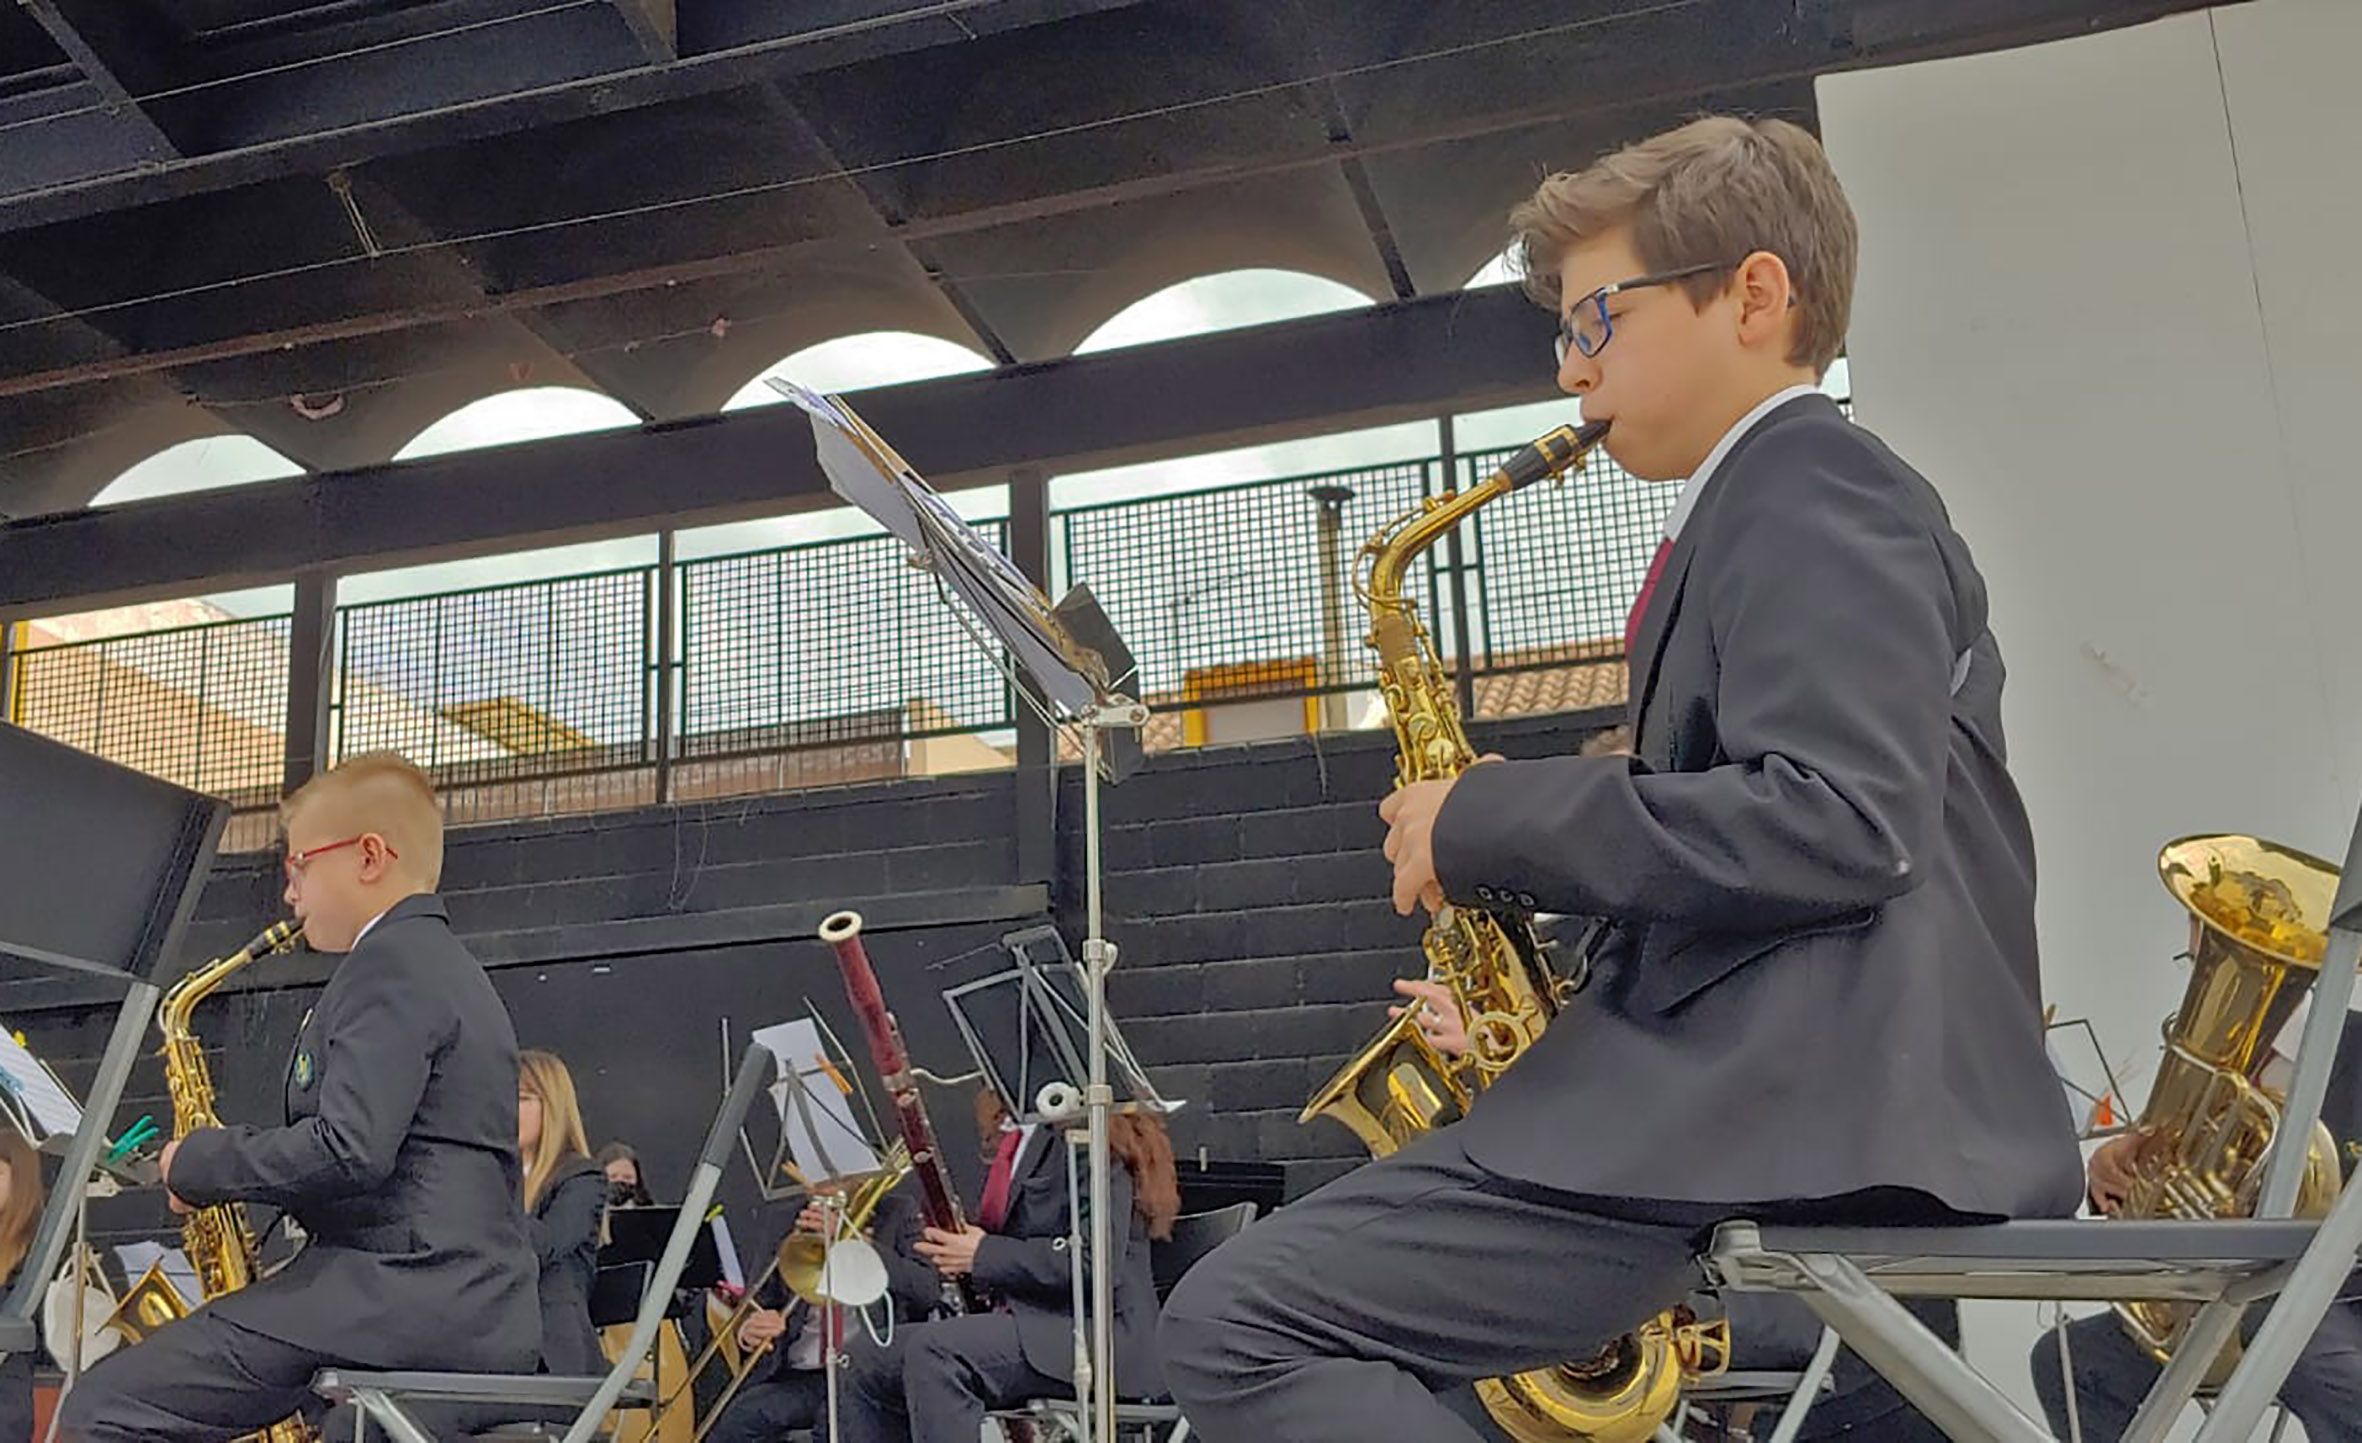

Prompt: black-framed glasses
xmin=1554 ymin=261 xmax=1738 ymax=364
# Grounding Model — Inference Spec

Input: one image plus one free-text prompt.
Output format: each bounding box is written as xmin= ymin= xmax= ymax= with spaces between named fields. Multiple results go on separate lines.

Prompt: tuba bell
xmin=2111 ymin=835 xmax=2347 ymax=1386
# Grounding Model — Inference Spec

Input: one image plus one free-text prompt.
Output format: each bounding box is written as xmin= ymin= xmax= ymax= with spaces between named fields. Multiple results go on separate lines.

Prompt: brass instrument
xmin=105 ymin=920 xmax=316 ymax=1443
xmin=650 ymin=1141 xmax=915 ymax=1442
xmin=2112 ymin=836 xmax=2346 ymax=1386
xmin=1300 ymin=423 xmax=1727 ymax=1443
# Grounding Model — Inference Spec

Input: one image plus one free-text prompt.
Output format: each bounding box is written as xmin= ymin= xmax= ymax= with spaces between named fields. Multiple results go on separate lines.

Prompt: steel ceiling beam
xmin=0 ymin=0 xmax=1147 ymax=233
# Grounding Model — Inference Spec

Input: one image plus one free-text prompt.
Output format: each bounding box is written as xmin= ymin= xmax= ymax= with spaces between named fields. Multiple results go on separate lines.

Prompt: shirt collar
xmin=1660 ymin=383 xmax=1823 ymax=542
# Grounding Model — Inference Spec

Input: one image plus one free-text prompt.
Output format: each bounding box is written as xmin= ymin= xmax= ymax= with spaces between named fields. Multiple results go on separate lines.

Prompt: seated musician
xmin=2028 ymin=995 xmax=2362 ymax=1442
xmin=0 ymin=1129 xmax=43 ymax=1443
xmin=1394 ymin=979 xmax=1957 ymax=1442
xmin=839 ymin=1089 xmax=1176 ymax=1443
xmin=60 ymin=753 xmax=539 ymax=1443
xmin=703 ymin=1164 xmax=936 ymax=1443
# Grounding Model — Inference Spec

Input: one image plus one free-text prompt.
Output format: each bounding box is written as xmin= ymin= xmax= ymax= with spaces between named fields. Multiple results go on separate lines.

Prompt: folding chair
xmin=1654 ymin=1323 xmax=1843 ymax=1443
xmin=315 ymin=1044 xmax=774 ymax=1442
xmin=1002 ymin=1200 xmax=1260 ymax=1443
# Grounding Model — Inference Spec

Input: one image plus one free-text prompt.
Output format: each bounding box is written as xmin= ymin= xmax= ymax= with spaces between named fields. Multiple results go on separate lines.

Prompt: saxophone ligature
xmin=1300 ymin=422 xmax=1728 ymax=1443
xmin=105 ymin=920 xmax=318 ymax=1443
xmin=2110 ymin=835 xmax=2345 ymax=1386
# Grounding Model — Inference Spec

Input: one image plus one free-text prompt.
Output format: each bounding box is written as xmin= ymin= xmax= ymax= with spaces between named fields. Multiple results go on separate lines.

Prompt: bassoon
xmin=818 ymin=909 xmax=982 ymax=1314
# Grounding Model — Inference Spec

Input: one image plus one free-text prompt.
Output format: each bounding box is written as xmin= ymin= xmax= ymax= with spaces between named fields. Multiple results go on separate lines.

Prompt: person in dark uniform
xmin=839 ymin=1090 xmax=1176 ymax=1443
xmin=1391 ymin=976 xmax=1955 ymax=1442
xmin=59 ymin=752 xmax=540 ymax=1443
xmin=596 ymin=1142 xmax=657 ymax=1209
xmin=517 ymin=1049 xmax=607 ymax=1379
xmin=2029 ymin=999 xmax=2362 ymax=1441
xmin=702 ymin=1169 xmax=937 ymax=1443
xmin=0 ymin=1128 xmax=42 ymax=1443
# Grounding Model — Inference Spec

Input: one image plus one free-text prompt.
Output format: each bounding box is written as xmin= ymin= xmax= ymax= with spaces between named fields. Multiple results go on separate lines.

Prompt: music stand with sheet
xmin=733 ymin=1010 xmax=890 ymax=1206
xmin=774 ymin=380 xmax=1149 ymax=1442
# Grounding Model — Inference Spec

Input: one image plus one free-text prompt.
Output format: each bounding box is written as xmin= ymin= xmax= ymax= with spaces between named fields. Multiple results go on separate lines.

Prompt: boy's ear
xmin=1732 ymin=250 xmax=1798 ymax=345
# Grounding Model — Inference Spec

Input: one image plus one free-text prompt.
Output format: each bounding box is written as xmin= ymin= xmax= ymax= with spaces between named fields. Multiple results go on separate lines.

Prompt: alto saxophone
xmin=1300 ymin=423 xmax=1726 ymax=1443
xmin=109 ymin=921 xmax=319 ymax=1443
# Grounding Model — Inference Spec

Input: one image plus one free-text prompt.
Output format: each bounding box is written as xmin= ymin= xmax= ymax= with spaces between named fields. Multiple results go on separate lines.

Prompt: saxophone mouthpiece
xmin=1498 ymin=421 xmax=1610 ymax=491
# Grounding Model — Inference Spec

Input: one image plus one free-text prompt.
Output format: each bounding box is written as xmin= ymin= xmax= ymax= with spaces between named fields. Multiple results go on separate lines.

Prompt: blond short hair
xmin=1508 ymin=115 xmax=1857 ymax=375
xmin=282 ymin=752 xmax=445 ymax=889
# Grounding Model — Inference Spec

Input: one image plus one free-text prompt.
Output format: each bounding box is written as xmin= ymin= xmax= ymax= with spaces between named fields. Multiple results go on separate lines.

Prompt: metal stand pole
xmin=1082 ymin=713 xmax=1117 ymax=1443
xmin=822 ymin=1191 xmax=844 ymax=1443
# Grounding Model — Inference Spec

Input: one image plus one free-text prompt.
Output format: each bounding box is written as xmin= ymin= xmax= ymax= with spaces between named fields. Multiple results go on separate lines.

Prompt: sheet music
xmin=0 ymin=1027 xmax=82 ymax=1137
xmin=768 ymin=376 xmax=1106 ymax=716
xmin=750 ymin=1018 xmax=880 ymax=1184
xmin=708 ymin=1214 xmax=745 ymax=1291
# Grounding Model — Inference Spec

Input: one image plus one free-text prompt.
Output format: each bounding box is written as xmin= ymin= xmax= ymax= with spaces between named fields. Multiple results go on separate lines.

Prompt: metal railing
xmin=5 ymin=425 xmax=1726 ymax=837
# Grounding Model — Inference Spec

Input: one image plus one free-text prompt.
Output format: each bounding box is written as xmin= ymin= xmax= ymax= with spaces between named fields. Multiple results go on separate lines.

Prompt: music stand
xmin=0 ymin=724 xmax=227 ymax=1369
xmin=775 ymin=380 xmax=1147 ymax=1442
xmin=735 ymin=1009 xmax=889 ymax=1206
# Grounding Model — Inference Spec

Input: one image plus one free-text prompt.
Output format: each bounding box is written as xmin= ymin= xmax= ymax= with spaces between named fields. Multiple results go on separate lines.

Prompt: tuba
xmin=2112 ymin=836 xmax=2346 ymax=1386
xmin=1300 ymin=424 xmax=1726 ymax=1443
xmin=104 ymin=921 xmax=318 ymax=1443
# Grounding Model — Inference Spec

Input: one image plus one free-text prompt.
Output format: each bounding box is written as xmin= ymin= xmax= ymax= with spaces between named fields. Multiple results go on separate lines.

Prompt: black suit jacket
xmin=969 ymin=1127 xmax=1161 ymax=1399
xmin=1437 ymin=394 xmax=2085 ymax=1219
xmin=170 ymin=894 xmax=542 ymax=1368
xmin=530 ymin=1157 xmax=608 ymax=1375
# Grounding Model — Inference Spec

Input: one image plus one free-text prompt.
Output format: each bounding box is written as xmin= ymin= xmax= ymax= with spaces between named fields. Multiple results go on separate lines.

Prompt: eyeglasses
xmin=283 ymin=834 xmax=397 ymax=882
xmin=1554 ymin=261 xmax=1739 ymax=365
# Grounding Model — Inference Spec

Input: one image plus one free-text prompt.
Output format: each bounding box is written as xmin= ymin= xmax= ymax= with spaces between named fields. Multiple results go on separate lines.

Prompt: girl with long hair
xmin=517 ymin=1049 xmax=607 ymax=1376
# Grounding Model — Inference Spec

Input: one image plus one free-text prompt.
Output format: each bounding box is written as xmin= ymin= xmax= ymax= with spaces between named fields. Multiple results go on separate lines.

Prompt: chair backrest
xmin=1150 ymin=1202 xmax=1257 ymax=1302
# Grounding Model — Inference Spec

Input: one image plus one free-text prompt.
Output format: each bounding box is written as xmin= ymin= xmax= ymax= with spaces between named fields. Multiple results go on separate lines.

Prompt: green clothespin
xmin=107 ymin=1115 xmax=159 ymax=1164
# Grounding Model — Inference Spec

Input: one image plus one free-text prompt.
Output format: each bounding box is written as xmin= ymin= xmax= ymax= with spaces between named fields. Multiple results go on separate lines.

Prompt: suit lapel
xmin=1622 ymin=394 xmax=1840 ymax=753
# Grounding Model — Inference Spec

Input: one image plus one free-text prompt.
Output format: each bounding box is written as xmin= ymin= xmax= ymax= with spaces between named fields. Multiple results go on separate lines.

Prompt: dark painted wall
xmin=14 ymin=707 xmax=1615 ymax=1275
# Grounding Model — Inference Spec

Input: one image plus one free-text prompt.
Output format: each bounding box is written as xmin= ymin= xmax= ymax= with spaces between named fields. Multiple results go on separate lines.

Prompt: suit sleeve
xmin=970 ymin=1162 xmax=1134 ymax=1303
xmin=531 ymin=1171 xmax=607 ymax=1270
xmin=1436 ymin=428 xmax=1958 ymax=932
xmin=170 ymin=950 xmax=451 ymax=1209
xmin=875 ymin=1195 xmax=940 ymax=1318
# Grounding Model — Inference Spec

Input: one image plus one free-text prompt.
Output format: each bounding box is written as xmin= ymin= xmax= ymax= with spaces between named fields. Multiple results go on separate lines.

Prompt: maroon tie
xmin=978 ymin=1129 xmax=1022 ymax=1231
xmin=1624 ymin=537 xmax=1675 ymax=658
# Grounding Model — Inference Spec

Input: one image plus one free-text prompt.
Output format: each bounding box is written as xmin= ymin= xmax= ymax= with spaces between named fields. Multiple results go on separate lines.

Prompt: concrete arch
xmin=1047 ymin=243 xmax=1380 ymax=362
xmin=673 ymin=269 xmax=985 ymax=416
xmin=391 ymin=384 xmax=638 ymax=461
xmin=32 ymin=401 xmax=234 ymax=515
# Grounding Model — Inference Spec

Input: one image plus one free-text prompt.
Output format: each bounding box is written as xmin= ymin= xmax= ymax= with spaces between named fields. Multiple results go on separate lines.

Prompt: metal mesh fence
xmin=334 ymin=568 xmax=657 ymax=821
xmin=677 ymin=526 xmax=1014 ymax=796
xmin=6 ymin=614 xmax=293 ymax=826
xmin=9 ymin=408 xmax=1866 ymax=831
xmin=1055 ymin=461 xmax=1440 ymax=711
xmin=1459 ymin=441 xmax=1673 ymax=668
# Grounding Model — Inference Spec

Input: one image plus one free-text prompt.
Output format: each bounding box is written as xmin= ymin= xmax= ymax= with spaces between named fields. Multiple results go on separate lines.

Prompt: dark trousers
xmin=705 ymin=1368 xmax=828 ymax=1443
xmin=57 ymin=1309 xmax=324 ymax=1443
xmin=2031 ymin=1307 xmax=2362 ymax=1442
xmin=0 ymin=1344 xmax=29 ymax=1443
xmin=1158 ymin=1128 xmax=1703 ymax=1443
xmin=842 ymin=1313 xmax=1061 ymax=1443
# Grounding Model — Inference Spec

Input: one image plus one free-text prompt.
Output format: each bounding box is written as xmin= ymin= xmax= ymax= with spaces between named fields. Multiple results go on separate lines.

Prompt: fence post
xmin=1008 ymin=467 xmax=1056 ymax=887
xmin=1436 ymin=415 xmax=1479 ymax=724
xmin=0 ymin=618 xmax=16 ymax=726
xmin=283 ymin=569 xmax=339 ymax=798
xmin=655 ymin=532 xmax=677 ymax=806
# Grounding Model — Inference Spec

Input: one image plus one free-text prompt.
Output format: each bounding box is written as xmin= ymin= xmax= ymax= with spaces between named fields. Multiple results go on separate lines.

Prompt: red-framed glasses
xmin=283 ymin=834 xmax=397 ymax=881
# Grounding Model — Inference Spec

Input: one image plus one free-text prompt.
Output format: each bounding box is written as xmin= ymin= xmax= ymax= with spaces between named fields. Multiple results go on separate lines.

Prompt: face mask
xmin=608 ymin=1179 xmax=639 ymax=1207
